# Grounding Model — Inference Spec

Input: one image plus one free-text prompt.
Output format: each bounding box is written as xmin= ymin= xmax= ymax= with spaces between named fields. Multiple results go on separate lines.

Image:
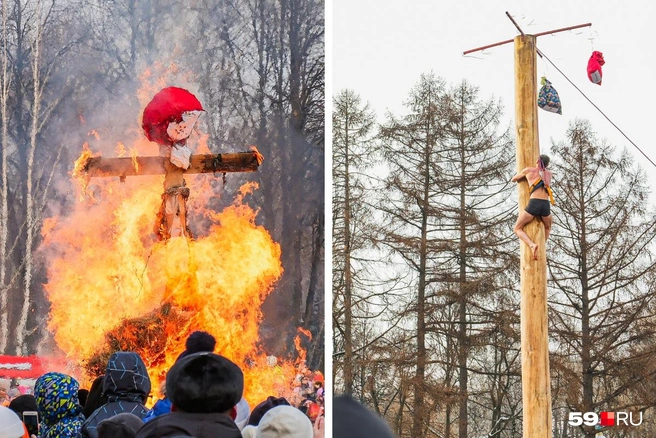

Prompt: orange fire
xmin=294 ymin=327 xmax=313 ymax=366
xmin=71 ymin=142 xmax=96 ymax=200
xmin=40 ymin=130 xmax=302 ymax=407
xmin=250 ymin=146 xmax=264 ymax=165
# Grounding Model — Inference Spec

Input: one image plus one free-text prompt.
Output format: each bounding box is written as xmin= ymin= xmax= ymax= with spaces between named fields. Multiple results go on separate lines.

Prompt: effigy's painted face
xmin=167 ymin=110 xmax=202 ymax=142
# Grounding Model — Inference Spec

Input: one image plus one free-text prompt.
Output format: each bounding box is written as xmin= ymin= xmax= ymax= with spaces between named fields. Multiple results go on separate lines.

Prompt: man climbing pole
xmin=512 ymin=154 xmax=555 ymax=260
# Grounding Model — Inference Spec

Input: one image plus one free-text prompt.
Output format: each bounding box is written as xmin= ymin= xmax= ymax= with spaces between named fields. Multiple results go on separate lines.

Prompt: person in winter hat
xmin=34 ymin=372 xmax=85 ymax=438
xmin=176 ymin=330 xmax=216 ymax=361
xmin=7 ymin=395 xmax=37 ymax=419
xmin=81 ymin=351 xmax=152 ymax=438
xmin=96 ymin=412 xmax=144 ymax=438
xmin=82 ymin=376 xmax=108 ymax=419
xmin=0 ymin=406 xmax=27 ymax=438
xmin=246 ymin=396 xmax=290 ymax=426
xmin=252 ymin=405 xmax=313 ymax=438
xmin=136 ymin=352 xmax=243 ymax=438
xmin=333 ymin=395 xmax=396 ymax=438
xmin=144 ymin=330 xmax=218 ymax=424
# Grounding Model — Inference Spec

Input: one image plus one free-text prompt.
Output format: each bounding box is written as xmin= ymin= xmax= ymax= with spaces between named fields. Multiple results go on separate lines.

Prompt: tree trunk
xmin=16 ymin=4 xmax=42 ymax=354
xmin=412 ymin=127 xmax=430 ymax=438
xmin=579 ymin=156 xmax=594 ymax=438
xmin=457 ymin=124 xmax=469 ymax=438
xmin=303 ymin=213 xmax=322 ymax=326
xmin=0 ymin=0 xmax=9 ymax=353
xmin=343 ymin=110 xmax=354 ymax=396
xmin=253 ymin=0 xmax=276 ymax=234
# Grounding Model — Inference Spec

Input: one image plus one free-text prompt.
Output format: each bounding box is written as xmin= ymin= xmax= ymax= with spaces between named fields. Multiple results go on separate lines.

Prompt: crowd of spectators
xmin=0 ymin=331 xmax=324 ymax=438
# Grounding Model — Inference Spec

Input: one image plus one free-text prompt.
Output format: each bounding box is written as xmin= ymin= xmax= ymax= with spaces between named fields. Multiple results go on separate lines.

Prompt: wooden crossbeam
xmin=81 ymin=151 xmax=260 ymax=179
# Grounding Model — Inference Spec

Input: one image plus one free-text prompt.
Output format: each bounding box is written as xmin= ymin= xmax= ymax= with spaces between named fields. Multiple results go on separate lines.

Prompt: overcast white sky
xmin=332 ymin=0 xmax=656 ymax=200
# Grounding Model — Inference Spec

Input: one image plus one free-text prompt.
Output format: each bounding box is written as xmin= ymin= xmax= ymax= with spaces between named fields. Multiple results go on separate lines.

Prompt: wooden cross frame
xmin=464 ymin=13 xmax=591 ymax=438
xmin=78 ymin=149 xmax=262 ymax=240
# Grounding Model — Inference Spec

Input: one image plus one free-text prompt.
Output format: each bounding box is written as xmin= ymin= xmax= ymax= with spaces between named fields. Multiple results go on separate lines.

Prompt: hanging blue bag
xmin=537 ymin=77 xmax=562 ymax=115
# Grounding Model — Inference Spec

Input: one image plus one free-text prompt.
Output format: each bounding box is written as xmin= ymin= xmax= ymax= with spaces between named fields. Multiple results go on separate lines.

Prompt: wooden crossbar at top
xmin=462 ymin=20 xmax=591 ymax=55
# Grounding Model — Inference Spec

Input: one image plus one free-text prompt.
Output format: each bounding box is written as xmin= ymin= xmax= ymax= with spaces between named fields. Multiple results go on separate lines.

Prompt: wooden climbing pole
xmin=514 ymin=33 xmax=552 ymax=438
xmin=464 ymin=14 xmax=591 ymax=438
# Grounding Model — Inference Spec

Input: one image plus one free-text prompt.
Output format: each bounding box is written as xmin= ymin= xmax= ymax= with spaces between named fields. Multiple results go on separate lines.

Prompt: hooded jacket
xmin=135 ymin=411 xmax=241 ymax=438
xmin=81 ymin=352 xmax=152 ymax=438
xmin=34 ymin=372 xmax=85 ymax=438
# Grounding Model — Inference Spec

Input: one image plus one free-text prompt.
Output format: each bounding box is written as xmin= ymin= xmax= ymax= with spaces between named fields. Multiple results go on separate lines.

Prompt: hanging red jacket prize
xmin=587 ymin=51 xmax=605 ymax=85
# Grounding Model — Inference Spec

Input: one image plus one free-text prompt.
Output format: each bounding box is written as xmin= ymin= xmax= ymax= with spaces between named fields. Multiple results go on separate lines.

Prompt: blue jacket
xmin=144 ymin=398 xmax=172 ymax=422
xmin=81 ymin=352 xmax=152 ymax=438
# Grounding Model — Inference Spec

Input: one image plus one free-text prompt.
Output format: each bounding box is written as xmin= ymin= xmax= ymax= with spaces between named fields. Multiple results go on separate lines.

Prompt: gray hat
xmin=256 ymin=406 xmax=313 ymax=438
xmin=0 ymin=406 xmax=26 ymax=438
xmin=96 ymin=412 xmax=144 ymax=438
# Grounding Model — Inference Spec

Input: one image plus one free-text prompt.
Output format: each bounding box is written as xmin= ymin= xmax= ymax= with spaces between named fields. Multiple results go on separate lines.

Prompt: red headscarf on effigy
xmin=142 ymin=87 xmax=204 ymax=146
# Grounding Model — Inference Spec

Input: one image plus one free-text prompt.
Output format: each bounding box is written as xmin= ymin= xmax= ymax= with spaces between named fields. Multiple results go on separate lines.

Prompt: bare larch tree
xmin=548 ymin=119 xmax=656 ymax=438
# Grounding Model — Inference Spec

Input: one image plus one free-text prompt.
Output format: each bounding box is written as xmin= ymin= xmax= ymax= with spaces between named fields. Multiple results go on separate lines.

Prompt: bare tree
xmin=332 ymin=89 xmax=376 ymax=395
xmin=15 ymin=0 xmax=43 ymax=355
xmin=433 ymin=80 xmax=515 ymax=438
xmin=548 ymin=119 xmax=656 ymax=438
xmin=376 ymin=73 xmax=448 ymax=437
xmin=0 ymin=0 xmax=88 ymax=353
xmin=0 ymin=0 xmax=10 ymax=353
xmin=375 ymin=75 xmax=517 ymax=438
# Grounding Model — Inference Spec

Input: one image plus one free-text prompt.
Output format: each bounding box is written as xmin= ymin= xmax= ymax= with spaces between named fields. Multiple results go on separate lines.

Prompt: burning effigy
xmin=38 ymin=86 xmax=306 ymax=405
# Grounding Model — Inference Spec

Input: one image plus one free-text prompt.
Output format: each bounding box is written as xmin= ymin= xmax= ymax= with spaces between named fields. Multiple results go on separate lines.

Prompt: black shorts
xmin=525 ymin=199 xmax=551 ymax=217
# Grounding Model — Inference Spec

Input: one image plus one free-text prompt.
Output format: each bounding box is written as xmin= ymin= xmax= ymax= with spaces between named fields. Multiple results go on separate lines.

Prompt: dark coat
xmin=334 ymin=395 xmax=397 ymax=438
xmin=81 ymin=352 xmax=152 ymax=438
xmin=83 ymin=376 xmax=108 ymax=419
xmin=135 ymin=411 xmax=242 ymax=438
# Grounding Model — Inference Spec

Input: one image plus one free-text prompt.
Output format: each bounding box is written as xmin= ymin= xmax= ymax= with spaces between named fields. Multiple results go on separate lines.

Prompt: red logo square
xmin=600 ymin=411 xmax=615 ymax=427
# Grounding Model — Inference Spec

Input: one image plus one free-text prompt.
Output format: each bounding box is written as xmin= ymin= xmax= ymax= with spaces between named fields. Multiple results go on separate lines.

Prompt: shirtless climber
xmin=511 ymin=154 xmax=555 ymax=260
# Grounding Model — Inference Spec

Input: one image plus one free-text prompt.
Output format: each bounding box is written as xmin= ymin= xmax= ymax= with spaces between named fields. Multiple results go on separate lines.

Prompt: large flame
xmin=40 ymin=129 xmax=299 ymax=406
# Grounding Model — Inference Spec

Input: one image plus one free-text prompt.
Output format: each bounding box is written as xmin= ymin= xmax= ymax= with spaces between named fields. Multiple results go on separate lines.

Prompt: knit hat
xmin=0 ymin=406 xmax=26 ymax=438
xmin=255 ymin=406 xmax=313 ymax=438
xmin=241 ymin=425 xmax=257 ymax=438
xmin=166 ymin=352 xmax=243 ymax=414
xmin=8 ymin=395 xmax=37 ymax=417
xmin=96 ymin=412 xmax=144 ymax=438
xmin=247 ymin=396 xmax=291 ymax=426
xmin=176 ymin=331 xmax=216 ymax=361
